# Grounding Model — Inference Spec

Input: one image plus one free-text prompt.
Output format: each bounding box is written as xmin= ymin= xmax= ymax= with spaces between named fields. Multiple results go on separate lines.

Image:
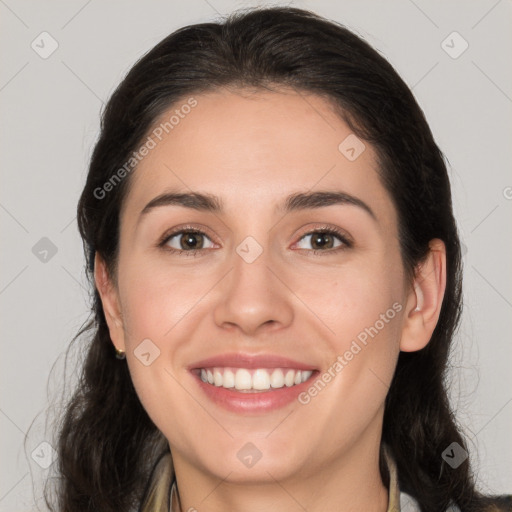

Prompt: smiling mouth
xmin=194 ymin=367 xmax=315 ymax=392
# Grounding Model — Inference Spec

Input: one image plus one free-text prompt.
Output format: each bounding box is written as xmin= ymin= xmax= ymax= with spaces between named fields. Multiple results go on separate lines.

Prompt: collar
xmin=139 ymin=445 xmax=407 ymax=512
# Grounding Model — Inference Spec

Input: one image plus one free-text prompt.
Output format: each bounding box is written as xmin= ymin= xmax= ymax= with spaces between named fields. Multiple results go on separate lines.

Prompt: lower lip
xmin=191 ymin=371 xmax=317 ymax=413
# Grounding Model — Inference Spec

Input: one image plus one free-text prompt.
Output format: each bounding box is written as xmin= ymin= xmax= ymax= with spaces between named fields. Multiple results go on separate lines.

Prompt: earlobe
xmin=400 ymin=239 xmax=447 ymax=352
xmin=93 ymin=252 xmax=126 ymax=352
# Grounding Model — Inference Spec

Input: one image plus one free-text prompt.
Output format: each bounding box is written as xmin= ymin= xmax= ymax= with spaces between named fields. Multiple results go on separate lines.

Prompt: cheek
xmin=297 ymin=289 xmax=402 ymax=456
xmin=294 ymin=257 xmax=404 ymax=348
xmin=118 ymin=258 xmax=206 ymax=344
xmin=118 ymin=267 xmax=195 ymax=441
xmin=295 ymin=259 xmax=404 ymax=408
xmin=116 ymin=258 xmax=215 ymax=420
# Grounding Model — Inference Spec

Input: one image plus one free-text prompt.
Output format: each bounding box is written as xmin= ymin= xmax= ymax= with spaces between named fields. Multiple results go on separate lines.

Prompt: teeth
xmin=235 ymin=369 xmax=252 ymax=390
xmin=284 ymin=369 xmax=295 ymax=387
xmin=213 ymin=369 xmax=223 ymax=387
xmin=223 ymin=369 xmax=235 ymax=388
xmin=302 ymin=370 xmax=312 ymax=382
xmin=199 ymin=367 xmax=313 ymax=391
xmin=252 ymin=369 xmax=270 ymax=390
xmin=269 ymin=369 xmax=284 ymax=388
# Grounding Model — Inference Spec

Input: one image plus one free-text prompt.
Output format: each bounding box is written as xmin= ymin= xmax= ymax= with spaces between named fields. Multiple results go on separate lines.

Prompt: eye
xmin=159 ymin=228 xmax=215 ymax=255
xmin=157 ymin=225 xmax=352 ymax=257
xmin=294 ymin=227 xmax=352 ymax=253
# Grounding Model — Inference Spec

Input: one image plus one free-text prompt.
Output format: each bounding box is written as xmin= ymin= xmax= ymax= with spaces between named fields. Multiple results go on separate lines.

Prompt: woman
xmin=48 ymin=6 xmax=511 ymax=512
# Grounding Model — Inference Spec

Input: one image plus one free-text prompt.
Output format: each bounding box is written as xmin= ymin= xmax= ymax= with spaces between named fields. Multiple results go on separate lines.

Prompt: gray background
xmin=1 ymin=0 xmax=511 ymax=509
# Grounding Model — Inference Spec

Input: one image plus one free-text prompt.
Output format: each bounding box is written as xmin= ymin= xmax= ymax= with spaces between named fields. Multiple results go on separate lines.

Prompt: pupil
xmin=313 ymin=232 xmax=332 ymax=250
xmin=182 ymin=232 xmax=202 ymax=250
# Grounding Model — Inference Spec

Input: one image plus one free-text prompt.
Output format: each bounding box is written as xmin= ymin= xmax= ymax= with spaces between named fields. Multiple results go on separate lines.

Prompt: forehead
xmin=121 ymin=87 xmax=395 ymax=228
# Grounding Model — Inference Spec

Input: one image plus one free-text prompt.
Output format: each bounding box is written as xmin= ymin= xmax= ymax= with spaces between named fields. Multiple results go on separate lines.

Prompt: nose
xmin=212 ymin=241 xmax=294 ymax=336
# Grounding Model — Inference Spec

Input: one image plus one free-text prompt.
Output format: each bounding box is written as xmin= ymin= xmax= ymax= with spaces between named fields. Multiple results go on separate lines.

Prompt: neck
xmin=171 ymin=431 xmax=389 ymax=512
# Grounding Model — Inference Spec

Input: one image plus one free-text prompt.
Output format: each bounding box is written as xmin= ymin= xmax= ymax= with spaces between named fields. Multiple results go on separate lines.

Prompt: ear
xmin=93 ymin=252 xmax=125 ymax=353
xmin=400 ymin=239 xmax=447 ymax=352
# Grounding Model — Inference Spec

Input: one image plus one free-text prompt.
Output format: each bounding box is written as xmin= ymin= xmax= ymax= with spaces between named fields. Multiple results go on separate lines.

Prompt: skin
xmin=95 ymin=86 xmax=446 ymax=512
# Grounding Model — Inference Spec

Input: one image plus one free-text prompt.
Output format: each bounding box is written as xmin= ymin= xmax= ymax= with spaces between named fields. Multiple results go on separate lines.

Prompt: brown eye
xmin=179 ymin=231 xmax=204 ymax=250
xmin=295 ymin=229 xmax=350 ymax=252
xmin=162 ymin=230 xmax=215 ymax=252
xmin=310 ymin=232 xmax=336 ymax=250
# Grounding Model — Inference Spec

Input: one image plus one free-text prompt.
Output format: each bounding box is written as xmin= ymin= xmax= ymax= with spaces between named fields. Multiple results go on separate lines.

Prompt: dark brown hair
xmin=45 ymin=6 xmax=510 ymax=511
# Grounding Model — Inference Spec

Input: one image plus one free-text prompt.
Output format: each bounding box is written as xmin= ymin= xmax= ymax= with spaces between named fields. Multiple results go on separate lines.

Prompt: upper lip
xmin=188 ymin=353 xmax=317 ymax=371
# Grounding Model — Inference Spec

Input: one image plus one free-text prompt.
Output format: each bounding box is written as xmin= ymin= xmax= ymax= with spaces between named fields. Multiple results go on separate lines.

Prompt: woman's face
xmin=103 ymin=87 xmax=413 ymax=483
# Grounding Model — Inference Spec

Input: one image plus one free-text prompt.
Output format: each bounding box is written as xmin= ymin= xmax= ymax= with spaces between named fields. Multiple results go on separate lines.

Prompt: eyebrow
xmin=138 ymin=189 xmax=377 ymax=223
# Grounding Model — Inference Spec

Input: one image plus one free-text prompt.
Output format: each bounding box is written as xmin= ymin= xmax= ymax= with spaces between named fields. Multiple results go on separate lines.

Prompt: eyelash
xmin=157 ymin=225 xmax=353 ymax=257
